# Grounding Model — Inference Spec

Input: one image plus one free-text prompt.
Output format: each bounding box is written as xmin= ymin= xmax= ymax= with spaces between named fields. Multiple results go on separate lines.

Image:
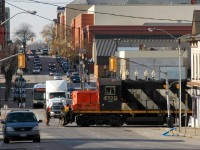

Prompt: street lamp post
xmin=144 ymin=70 xmax=149 ymax=80
xmin=17 ymin=68 xmax=24 ymax=108
xmin=104 ymin=65 xmax=107 ymax=77
xmin=134 ymin=70 xmax=139 ymax=80
xmin=148 ymin=27 xmax=186 ymax=129
xmin=120 ymin=70 xmax=122 ymax=79
xmin=0 ymin=10 xmax=37 ymax=26
xmin=151 ymin=70 xmax=156 ymax=80
xmin=79 ymin=53 xmax=81 ymax=74
xmin=125 ymin=69 xmax=129 ymax=79
xmin=80 ymin=61 xmax=85 ymax=90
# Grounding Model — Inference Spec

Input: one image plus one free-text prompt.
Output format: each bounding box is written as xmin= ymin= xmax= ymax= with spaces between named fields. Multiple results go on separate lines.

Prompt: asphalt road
xmin=1 ymin=108 xmax=200 ymax=150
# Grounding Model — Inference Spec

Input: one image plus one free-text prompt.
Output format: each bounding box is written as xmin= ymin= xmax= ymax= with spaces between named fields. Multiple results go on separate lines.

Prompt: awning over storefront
xmin=187 ymin=81 xmax=200 ymax=88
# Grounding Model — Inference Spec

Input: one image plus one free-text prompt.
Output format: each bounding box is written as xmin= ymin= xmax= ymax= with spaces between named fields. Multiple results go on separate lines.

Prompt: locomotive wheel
xmin=110 ymin=116 xmax=123 ymax=127
xmin=76 ymin=116 xmax=89 ymax=127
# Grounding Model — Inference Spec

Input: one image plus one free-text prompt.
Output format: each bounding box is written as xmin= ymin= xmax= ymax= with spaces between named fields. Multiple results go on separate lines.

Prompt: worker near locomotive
xmin=61 ymin=78 xmax=191 ymax=127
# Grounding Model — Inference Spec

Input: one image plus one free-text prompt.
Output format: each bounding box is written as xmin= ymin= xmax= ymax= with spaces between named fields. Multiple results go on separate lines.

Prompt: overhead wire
xmin=27 ymin=0 xmax=192 ymax=23
xmin=5 ymin=1 xmax=59 ymax=24
xmin=6 ymin=0 xmax=69 ymax=4
xmin=5 ymin=0 xmax=194 ymax=41
xmin=5 ymin=0 xmax=193 ymax=31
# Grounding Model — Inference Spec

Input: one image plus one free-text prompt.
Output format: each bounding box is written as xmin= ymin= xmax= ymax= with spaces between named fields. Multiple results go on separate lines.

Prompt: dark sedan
xmin=1 ymin=110 xmax=42 ymax=143
xmin=72 ymin=75 xmax=81 ymax=83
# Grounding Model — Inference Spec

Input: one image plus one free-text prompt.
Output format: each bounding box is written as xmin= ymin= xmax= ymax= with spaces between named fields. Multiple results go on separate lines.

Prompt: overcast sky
xmin=5 ymin=0 xmax=73 ymax=42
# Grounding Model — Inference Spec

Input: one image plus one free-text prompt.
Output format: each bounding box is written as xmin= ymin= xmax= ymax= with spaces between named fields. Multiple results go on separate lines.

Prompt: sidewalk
xmin=160 ymin=126 xmax=200 ymax=140
xmin=179 ymin=127 xmax=200 ymax=140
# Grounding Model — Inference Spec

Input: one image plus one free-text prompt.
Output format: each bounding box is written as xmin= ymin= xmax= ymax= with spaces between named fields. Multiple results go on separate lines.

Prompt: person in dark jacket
xmin=46 ymin=107 xmax=51 ymax=126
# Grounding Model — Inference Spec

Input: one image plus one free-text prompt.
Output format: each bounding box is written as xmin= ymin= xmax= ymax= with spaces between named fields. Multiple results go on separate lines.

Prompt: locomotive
xmin=68 ymin=78 xmax=192 ymax=127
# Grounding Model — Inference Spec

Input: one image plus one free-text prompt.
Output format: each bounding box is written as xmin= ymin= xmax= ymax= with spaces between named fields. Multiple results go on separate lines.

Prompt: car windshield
xmin=50 ymin=92 xmax=66 ymax=98
xmin=50 ymin=70 xmax=57 ymax=72
xmin=51 ymin=105 xmax=62 ymax=110
xmin=6 ymin=112 xmax=37 ymax=123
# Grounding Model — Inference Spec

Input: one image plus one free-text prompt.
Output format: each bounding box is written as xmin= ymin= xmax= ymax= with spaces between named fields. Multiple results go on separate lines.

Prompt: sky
xmin=5 ymin=0 xmax=73 ymax=42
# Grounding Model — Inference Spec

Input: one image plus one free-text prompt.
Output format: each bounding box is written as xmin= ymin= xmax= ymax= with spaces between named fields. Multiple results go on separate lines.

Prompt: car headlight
xmin=6 ymin=127 xmax=14 ymax=132
xmin=32 ymin=126 xmax=40 ymax=131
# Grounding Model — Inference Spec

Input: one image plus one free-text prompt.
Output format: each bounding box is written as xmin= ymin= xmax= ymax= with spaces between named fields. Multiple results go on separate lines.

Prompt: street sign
xmin=3 ymin=104 xmax=8 ymax=109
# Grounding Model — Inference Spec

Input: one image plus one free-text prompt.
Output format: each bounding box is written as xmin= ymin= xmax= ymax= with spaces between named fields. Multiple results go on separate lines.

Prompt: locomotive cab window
xmin=105 ymin=86 xmax=115 ymax=95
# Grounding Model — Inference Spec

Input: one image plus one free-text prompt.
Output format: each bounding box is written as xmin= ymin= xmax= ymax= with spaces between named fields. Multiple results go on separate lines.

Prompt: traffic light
xmin=176 ymin=83 xmax=179 ymax=89
xmin=162 ymin=81 xmax=166 ymax=89
xmin=109 ymin=57 xmax=117 ymax=72
xmin=18 ymin=54 xmax=26 ymax=69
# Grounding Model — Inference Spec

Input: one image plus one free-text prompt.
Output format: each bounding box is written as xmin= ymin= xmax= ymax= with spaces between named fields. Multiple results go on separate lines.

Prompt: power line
xmin=6 ymin=1 xmax=56 ymax=23
xmin=27 ymin=0 xmax=192 ymax=23
xmin=6 ymin=0 xmax=70 ymax=4
xmin=6 ymin=0 xmax=193 ymax=30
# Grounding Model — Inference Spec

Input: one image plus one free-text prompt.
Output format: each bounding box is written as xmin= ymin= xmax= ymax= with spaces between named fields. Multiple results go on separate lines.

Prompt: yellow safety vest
xmin=64 ymin=106 xmax=69 ymax=112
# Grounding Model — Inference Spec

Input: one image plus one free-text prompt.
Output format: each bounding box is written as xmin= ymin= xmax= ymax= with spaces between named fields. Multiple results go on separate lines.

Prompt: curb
xmin=178 ymin=133 xmax=200 ymax=140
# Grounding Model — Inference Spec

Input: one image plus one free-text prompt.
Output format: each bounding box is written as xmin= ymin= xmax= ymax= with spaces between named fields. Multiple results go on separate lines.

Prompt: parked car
xmin=32 ymin=66 xmax=41 ymax=74
xmin=1 ymin=110 xmax=42 ymax=143
xmin=66 ymin=69 xmax=75 ymax=78
xmin=58 ymin=58 xmax=66 ymax=66
xmin=61 ymin=61 xmax=68 ymax=67
xmin=63 ymin=65 xmax=69 ymax=73
xmin=53 ymin=73 xmax=62 ymax=80
xmin=56 ymin=55 xmax=61 ymax=61
xmin=71 ymin=72 xmax=79 ymax=76
xmin=72 ymin=75 xmax=81 ymax=83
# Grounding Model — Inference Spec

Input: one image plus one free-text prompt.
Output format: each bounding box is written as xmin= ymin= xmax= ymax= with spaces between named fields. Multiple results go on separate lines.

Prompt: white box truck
xmin=45 ymin=80 xmax=68 ymax=108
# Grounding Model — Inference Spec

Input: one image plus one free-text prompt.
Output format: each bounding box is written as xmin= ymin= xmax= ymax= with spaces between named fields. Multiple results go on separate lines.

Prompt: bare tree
xmin=14 ymin=23 xmax=36 ymax=52
xmin=13 ymin=23 xmax=35 ymax=72
xmin=41 ymin=23 xmax=57 ymax=55
xmin=41 ymin=23 xmax=55 ymax=41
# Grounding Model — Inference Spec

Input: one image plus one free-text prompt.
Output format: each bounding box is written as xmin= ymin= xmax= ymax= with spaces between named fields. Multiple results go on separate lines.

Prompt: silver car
xmin=53 ymin=73 xmax=62 ymax=80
